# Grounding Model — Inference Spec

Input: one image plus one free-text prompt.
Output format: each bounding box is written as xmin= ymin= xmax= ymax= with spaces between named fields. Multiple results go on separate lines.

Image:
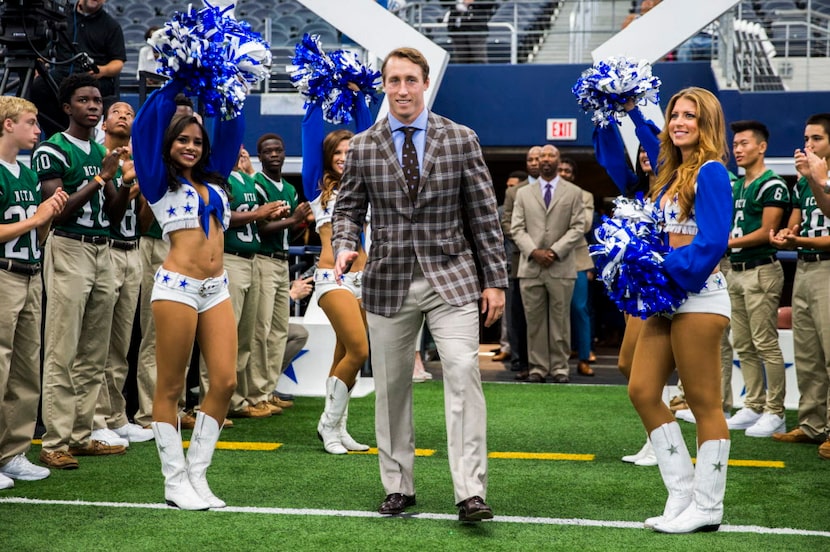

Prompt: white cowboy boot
xmin=317 ymin=377 xmax=349 ymax=454
xmin=186 ymin=411 xmax=226 ymax=508
xmin=644 ymin=421 xmax=694 ymax=529
xmin=621 ymin=436 xmax=656 ymax=465
xmin=338 ymin=404 xmax=370 ymax=452
xmin=151 ymin=421 xmax=209 ymax=510
xmin=654 ymin=439 xmax=730 ymax=534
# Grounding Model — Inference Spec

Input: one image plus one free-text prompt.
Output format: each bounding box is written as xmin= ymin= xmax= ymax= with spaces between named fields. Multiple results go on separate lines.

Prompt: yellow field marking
xmin=27 ymin=439 xmax=785 ymax=466
xmin=348 ymin=447 xmax=436 ymax=457
xmin=489 ymin=452 xmax=595 ymax=461
xmin=183 ymin=441 xmax=282 ymax=451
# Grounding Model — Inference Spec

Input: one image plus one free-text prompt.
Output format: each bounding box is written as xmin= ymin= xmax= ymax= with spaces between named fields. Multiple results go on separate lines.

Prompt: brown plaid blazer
xmin=332 ymin=112 xmax=508 ymax=317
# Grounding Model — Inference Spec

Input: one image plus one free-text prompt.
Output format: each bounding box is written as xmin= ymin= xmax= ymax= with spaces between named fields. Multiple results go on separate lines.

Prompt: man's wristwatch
xmin=823 ymin=179 xmax=830 ymax=195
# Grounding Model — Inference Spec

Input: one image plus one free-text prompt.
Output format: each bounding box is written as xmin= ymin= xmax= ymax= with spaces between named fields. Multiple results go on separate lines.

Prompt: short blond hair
xmin=0 ymin=97 xmax=38 ymax=137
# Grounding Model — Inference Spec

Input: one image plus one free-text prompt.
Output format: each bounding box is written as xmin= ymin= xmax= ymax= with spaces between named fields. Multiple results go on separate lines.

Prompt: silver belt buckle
xmin=198 ymin=277 xmax=221 ymax=297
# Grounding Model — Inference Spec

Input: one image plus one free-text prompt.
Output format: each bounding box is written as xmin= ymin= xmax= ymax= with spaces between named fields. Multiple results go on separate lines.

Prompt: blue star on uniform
xmin=669 ymin=210 xmax=678 ymax=220
xmin=223 ymin=275 xmax=228 ymax=285
xmin=714 ymin=275 xmax=724 ymax=287
xmin=179 ymin=279 xmax=188 ymax=289
xmin=321 ymin=270 xmax=331 ymax=281
xmin=712 ymin=460 xmax=725 ymax=472
xmin=167 ymin=206 xmax=177 ymax=216
xmin=323 ymin=205 xmax=330 ymax=215
xmin=185 ymin=189 xmax=196 ymax=198
xmin=668 ymin=444 xmax=678 ymax=455
xmin=162 ymin=273 xmax=171 ymax=283
xmin=184 ymin=203 xmax=193 ymax=213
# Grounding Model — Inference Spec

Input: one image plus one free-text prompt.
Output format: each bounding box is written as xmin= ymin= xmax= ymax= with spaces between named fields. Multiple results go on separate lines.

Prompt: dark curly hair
xmin=162 ymin=114 xmax=227 ymax=193
xmin=58 ymin=73 xmax=100 ymax=105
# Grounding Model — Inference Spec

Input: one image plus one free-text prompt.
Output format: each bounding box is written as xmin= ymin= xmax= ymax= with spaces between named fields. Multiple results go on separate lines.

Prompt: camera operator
xmin=29 ymin=0 xmax=126 ymax=139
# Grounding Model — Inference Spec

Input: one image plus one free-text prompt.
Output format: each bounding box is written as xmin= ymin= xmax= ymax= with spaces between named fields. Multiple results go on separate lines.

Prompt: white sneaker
xmin=0 ymin=472 xmax=14 ymax=489
xmin=113 ymin=423 xmax=155 ymax=443
xmin=91 ymin=428 xmax=130 ymax=448
xmin=727 ymin=407 xmax=762 ymax=430
xmin=0 ymin=453 xmax=50 ymax=481
xmin=675 ymin=409 xmax=696 ymax=423
xmin=745 ymin=413 xmax=786 ymax=438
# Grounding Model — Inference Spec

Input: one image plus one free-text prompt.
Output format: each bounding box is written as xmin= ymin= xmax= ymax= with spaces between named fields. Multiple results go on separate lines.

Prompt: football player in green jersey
xmin=0 ymin=97 xmax=67 ymax=487
xmin=725 ymin=120 xmax=789 ymax=438
xmin=770 ymin=113 xmax=830 ymax=460
xmin=35 ymin=73 xmax=132 ymax=470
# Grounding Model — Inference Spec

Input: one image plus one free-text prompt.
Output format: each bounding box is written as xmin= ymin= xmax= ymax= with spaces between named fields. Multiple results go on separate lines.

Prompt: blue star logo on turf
xmin=184 ymin=203 xmax=193 ymax=213
xmin=283 ymin=348 xmax=308 ymax=384
xmin=186 ymin=189 xmax=195 ymax=198
xmin=167 ymin=206 xmax=177 ymax=216
xmin=162 ymin=273 xmax=171 ymax=284
xmin=179 ymin=279 xmax=188 ymax=289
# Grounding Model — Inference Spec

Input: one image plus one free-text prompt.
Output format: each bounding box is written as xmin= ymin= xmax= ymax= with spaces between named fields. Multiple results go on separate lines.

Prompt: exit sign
xmin=546 ymin=118 xmax=577 ymax=141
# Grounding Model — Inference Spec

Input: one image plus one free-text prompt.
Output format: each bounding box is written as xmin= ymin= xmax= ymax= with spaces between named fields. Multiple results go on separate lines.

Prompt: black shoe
xmin=551 ymin=374 xmax=570 ymax=384
xmin=457 ymin=496 xmax=493 ymax=522
xmin=378 ymin=493 xmax=416 ymax=515
xmin=276 ymin=392 xmax=295 ymax=401
xmin=527 ymin=373 xmax=546 ymax=383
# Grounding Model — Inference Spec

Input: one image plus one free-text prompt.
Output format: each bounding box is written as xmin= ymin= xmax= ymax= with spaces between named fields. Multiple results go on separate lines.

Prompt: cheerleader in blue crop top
xmin=303 ymin=96 xmax=374 ymax=455
xmin=620 ymin=89 xmax=734 ymax=534
xmin=132 ymin=80 xmax=243 ymax=511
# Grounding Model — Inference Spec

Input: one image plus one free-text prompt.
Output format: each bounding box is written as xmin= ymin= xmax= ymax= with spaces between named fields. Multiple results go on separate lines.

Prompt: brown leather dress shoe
xmin=68 ymin=440 xmax=126 ymax=457
xmin=491 ymin=351 xmax=510 ymax=362
xmin=514 ymin=370 xmax=529 ymax=381
xmin=772 ymin=427 xmax=823 ymax=444
xmin=457 ymin=496 xmax=493 ymax=522
xmin=820 ymin=439 xmax=830 ymax=460
xmin=378 ymin=493 xmax=416 ymax=515
xmin=577 ymin=361 xmax=595 ymax=376
xmin=527 ymin=373 xmax=545 ymax=383
xmin=551 ymin=374 xmax=570 ymax=384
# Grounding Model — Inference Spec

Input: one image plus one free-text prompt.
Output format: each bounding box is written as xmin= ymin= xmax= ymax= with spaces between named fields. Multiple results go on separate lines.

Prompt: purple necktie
xmin=400 ymin=127 xmax=419 ymax=200
xmin=544 ymin=182 xmax=552 ymax=208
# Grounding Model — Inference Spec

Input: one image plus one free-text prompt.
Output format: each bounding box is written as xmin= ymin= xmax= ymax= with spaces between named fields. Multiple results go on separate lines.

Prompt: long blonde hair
xmin=651 ymin=87 xmax=728 ymax=219
xmin=319 ymin=129 xmax=353 ymax=207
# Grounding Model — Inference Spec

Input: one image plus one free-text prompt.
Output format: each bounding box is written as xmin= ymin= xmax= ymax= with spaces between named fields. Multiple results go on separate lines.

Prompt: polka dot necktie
xmin=400 ymin=126 xmax=419 ymax=200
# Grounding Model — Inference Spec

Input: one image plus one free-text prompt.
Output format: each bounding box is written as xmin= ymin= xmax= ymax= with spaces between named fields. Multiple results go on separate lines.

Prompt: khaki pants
xmin=248 ymin=255 xmax=289 ymax=405
xmin=367 ymin=270 xmax=487 ymax=504
xmin=792 ymin=259 xmax=830 ymax=439
xmin=199 ymin=253 xmax=259 ymax=411
xmin=41 ymin=235 xmax=116 ymax=451
xmin=728 ymin=261 xmax=786 ymax=415
xmin=0 ymin=270 xmax=43 ymax=464
xmin=521 ymin=273 xmax=576 ymax=378
xmin=94 ymin=245 xmax=141 ymax=430
xmin=133 ymin=237 xmax=169 ymax=427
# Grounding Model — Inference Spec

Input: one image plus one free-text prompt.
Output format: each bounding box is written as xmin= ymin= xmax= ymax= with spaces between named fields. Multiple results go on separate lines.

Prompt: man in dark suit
xmin=511 ymin=145 xmax=585 ymax=384
xmin=333 ymin=47 xmax=507 ymax=522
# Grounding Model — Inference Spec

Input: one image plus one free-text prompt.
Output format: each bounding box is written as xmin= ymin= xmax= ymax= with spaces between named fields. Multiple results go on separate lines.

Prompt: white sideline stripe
xmin=1 ymin=497 xmax=829 ymax=538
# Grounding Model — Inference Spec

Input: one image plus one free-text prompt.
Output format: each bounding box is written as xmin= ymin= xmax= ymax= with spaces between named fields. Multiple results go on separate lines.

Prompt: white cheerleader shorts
xmin=313 ymin=268 xmax=362 ymax=300
xmin=151 ymin=268 xmax=230 ymax=313
xmin=668 ymin=271 xmax=731 ymax=320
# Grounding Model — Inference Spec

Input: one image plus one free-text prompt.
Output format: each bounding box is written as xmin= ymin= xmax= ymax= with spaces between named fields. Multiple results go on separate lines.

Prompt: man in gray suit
xmin=333 ymin=47 xmax=507 ymax=522
xmin=511 ymin=145 xmax=585 ymax=384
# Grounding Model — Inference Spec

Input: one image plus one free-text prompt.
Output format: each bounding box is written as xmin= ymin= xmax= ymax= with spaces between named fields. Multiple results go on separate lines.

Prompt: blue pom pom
xmin=149 ymin=2 xmax=271 ymax=120
xmin=572 ymin=57 xmax=661 ymax=128
xmin=290 ymin=34 xmax=381 ymax=125
xmin=591 ymin=195 xmax=687 ymax=318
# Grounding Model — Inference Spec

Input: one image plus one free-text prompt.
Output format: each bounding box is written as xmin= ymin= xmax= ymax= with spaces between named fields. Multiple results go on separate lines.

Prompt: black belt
xmin=798 ymin=252 xmax=830 ymax=263
xmin=109 ymin=239 xmax=139 ymax=251
xmin=226 ymin=250 xmax=256 ymax=259
xmin=0 ymin=258 xmax=41 ymax=276
xmin=54 ymin=229 xmax=109 ymax=245
xmin=730 ymin=256 xmax=776 ymax=272
xmin=260 ymin=251 xmax=288 ymax=261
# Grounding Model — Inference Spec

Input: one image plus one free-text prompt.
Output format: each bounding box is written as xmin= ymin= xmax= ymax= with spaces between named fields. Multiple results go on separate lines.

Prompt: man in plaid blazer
xmin=332 ymin=47 xmax=507 ymax=522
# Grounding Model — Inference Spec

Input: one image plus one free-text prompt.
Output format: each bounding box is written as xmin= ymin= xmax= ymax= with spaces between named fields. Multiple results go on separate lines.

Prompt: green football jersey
xmin=225 ymin=171 xmax=261 ymax=255
xmin=729 ymin=169 xmax=789 ymax=262
xmin=0 ymin=160 xmax=43 ymax=264
xmin=31 ymin=132 xmax=110 ymax=236
xmin=254 ymin=172 xmax=298 ymax=254
xmin=110 ymin=166 xmax=138 ymax=241
xmin=795 ymin=176 xmax=830 ymax=255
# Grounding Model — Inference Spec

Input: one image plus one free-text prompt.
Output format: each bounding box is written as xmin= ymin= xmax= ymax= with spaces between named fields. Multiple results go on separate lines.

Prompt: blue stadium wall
xmin=125 ymin=61 xmax=830 ymax=160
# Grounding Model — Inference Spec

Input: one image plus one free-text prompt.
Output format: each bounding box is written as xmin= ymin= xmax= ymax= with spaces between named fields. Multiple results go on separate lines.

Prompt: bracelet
xmin=121 ymin=179 xmax=135 ymax=188
xmin=93 ymin=174 xmax=106 ymax=187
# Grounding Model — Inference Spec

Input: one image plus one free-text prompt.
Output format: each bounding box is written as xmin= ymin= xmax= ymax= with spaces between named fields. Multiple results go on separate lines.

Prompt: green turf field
xmin=1 ymin=383 xmax=827 ymax=551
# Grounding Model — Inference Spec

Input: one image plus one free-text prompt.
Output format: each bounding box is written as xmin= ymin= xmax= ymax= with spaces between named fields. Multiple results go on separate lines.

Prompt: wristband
xmin=93 ymin=174 xmax=106 ymax=187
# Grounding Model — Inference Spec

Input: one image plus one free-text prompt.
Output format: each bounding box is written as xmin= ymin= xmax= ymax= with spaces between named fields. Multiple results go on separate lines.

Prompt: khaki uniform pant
xmin=248 ymin=255 xmax=289 ymax=405
xmin=0 ymin=271 xmax=42 ymax=464
xmin=41 ymin=235 xmax=116 ymax=451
